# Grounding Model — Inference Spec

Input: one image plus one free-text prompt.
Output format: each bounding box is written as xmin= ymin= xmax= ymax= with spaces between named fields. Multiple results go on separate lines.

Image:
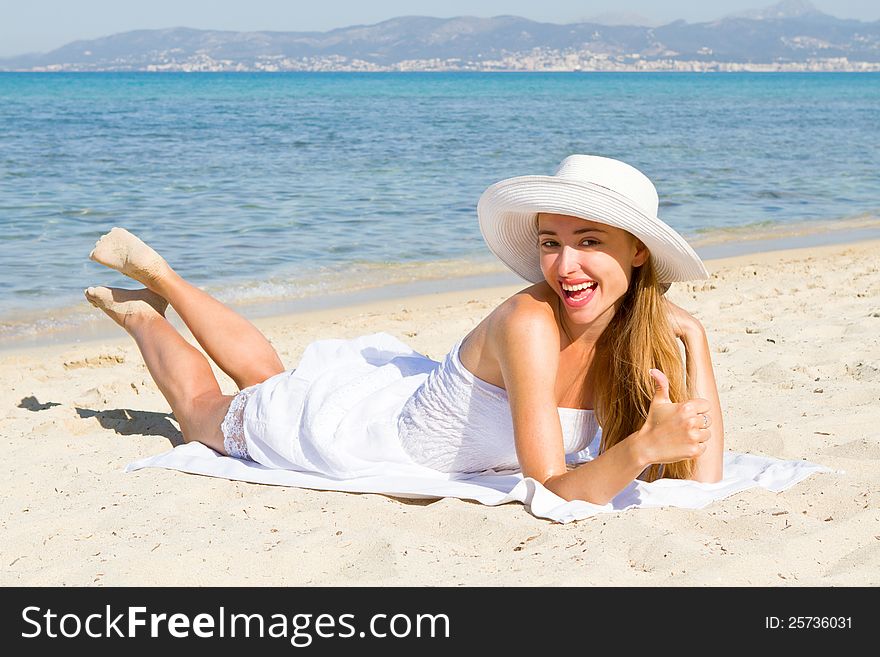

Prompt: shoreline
xmin=2 ymin=218 xmax=879 ymax=353
xmin=2 ymin=235 xmax=879 ymax=370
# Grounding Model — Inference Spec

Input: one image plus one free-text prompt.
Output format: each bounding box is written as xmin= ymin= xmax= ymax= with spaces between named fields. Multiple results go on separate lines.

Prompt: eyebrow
xmin=537 ymin=227 xmax=608 ymax=236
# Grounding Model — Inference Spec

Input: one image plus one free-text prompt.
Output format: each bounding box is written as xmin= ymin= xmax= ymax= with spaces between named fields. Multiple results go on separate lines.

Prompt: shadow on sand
xmin=18 ymin=395 xmax=62 ymax=411
xmin=75 ymin=406 xmax=184 ymax=447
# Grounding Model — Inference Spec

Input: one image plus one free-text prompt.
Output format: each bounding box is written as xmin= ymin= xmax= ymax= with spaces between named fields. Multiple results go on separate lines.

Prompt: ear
xmin=632 ymin=240 xmax=649 ymax=268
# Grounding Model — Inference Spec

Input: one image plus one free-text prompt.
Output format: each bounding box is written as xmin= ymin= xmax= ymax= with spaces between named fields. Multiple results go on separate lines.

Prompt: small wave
xmin=202 ymin=256 xmax=509 ymax=307
xmin=0 ymin=303 xmax=102 ymax=346
xmin=755 ymin=190 xmax=785 ymax=199
xmin=687 ymin=213 xmax=880 ymax=247
xmin=0 ymin=255 xmax=514 ymax=348
xmin=58 ymin=207 xmax=113 ymax=218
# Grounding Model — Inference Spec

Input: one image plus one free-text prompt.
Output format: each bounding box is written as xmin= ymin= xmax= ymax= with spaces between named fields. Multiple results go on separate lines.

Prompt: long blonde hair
xmin=587 ymin=258 xmax=695 ymax=481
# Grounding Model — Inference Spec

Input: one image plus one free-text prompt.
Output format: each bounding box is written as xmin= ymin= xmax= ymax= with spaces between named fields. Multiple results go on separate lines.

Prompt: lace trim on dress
xmin=220 ymin=384 xmax=259 ymax=460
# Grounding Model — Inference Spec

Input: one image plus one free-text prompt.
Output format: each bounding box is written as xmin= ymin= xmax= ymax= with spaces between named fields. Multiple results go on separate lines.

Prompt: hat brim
xmin=477 ymin=175 xmax=708 ymax=285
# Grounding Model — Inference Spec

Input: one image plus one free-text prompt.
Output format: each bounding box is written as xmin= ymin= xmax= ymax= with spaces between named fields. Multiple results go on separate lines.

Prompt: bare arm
xmin=678 ymin=321 xmax=725 ymax=482
xmin=493 ymin=298 xmax=653 ymax=506
xmin=544 ymin=368 xmax=715 ymax=503
xmin=493 ymin=296 xmax=720 ymax=507
xmin=543 ymin=437 xmax=649 ymax=506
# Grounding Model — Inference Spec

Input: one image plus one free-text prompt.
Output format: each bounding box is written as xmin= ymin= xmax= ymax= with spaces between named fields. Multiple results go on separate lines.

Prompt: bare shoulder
xmin=492 ymin=284 xmax=557 ymax=338
xmin=459 ymin=283 xmax=561 ymax=387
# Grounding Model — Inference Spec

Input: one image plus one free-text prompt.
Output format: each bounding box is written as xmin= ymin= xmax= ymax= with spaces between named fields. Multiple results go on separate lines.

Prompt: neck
xmin=556 ymin=296 xmax=616 ymax=348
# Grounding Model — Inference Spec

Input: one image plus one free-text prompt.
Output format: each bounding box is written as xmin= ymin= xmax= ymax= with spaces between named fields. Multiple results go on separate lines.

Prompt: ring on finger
xmin=700 ymin=413 xmax=710 ymax=429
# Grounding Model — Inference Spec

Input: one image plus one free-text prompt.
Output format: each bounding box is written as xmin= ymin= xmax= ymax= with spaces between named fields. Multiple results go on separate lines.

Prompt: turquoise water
xmin=1 ymin=72 xmax=879 ymax=338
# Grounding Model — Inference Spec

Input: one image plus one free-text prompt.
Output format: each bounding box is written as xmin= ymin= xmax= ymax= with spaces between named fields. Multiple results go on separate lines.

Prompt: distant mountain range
xmin=3 ymin=1 xmax=879 ymax=72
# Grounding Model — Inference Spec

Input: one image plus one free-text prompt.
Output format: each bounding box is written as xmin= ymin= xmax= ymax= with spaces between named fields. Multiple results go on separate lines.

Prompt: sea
xmin=1 ymin=71 xmax=879 ymax=346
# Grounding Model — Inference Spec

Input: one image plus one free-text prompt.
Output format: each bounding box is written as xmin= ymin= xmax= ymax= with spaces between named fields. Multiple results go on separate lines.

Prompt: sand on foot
xmin=89 ymin=227 xmax=170 ymax=288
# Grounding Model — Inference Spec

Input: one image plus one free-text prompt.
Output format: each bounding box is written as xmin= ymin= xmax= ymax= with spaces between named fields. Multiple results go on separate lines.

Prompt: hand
xmin=664 ymin=299 xmax=704 ymax=342
xmin=635 ymin=369 xmax=712 ymax=465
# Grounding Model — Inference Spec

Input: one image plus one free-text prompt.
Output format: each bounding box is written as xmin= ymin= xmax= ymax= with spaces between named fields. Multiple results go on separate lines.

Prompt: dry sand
xmin=1 ymin=240 xmax=878 ymax=586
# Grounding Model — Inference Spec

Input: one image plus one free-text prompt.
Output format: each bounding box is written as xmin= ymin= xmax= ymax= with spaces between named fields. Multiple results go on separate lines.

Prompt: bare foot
xmin=84 ymin=286 xmax=168 ymax=330
xmin=89 ymin=227 xmax=171 ymax=288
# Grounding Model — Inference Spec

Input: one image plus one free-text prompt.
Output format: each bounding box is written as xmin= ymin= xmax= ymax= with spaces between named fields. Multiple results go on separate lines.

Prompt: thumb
xmin=649 ymin=368 xmax=671 ymax=404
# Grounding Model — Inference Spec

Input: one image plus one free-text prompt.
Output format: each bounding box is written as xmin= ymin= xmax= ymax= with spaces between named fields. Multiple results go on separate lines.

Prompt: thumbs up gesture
xmin=636 ymin=369 xmax=712 ymax=465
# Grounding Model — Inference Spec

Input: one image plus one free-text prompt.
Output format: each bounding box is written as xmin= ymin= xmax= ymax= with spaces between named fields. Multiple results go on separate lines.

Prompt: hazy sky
xmin=2 ymin=0 xmax=878 ymax=57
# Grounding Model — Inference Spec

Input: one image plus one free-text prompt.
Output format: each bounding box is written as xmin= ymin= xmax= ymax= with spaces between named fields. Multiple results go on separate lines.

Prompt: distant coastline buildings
xmin=25 ymin=50 xmax=880 ymax=74
xmin=6 ymin=2 xmax=880 ymax=74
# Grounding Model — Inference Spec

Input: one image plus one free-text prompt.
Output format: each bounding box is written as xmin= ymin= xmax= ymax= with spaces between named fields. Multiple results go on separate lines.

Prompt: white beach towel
xmin=126 ymin=445 xmax=830 ymax=523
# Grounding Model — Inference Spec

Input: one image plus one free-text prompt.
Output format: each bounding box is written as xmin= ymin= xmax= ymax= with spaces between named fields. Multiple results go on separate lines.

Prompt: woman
xmin=85 ymin=154 xmax=723 ymax=507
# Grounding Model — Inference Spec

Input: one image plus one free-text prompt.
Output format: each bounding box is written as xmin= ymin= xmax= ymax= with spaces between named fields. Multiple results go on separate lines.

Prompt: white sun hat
xmin=477 ymin=154 xmax=708 ymax=286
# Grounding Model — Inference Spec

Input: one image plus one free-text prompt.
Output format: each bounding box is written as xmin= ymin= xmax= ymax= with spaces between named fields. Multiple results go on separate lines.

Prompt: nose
xmin=556 ymin=245 xmax=580 ymax=276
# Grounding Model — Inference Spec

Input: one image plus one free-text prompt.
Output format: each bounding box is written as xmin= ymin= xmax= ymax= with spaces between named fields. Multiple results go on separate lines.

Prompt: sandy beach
xmin=1 ymin=239 xmax=878 ymax=587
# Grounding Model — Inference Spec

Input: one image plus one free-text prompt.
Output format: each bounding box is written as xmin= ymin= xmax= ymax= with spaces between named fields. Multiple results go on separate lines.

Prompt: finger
xmin=698 ymin=412 xmax=711 ymax=430
xmin=697 ymin=428 xmax=712 ymax=442
xmin=649 ymin=369 xmax=671 ymax=404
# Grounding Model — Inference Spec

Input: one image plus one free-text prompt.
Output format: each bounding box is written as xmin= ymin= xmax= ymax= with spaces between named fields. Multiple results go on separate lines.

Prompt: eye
xmin=540 ymin=240 xmax=559 ymax=248
xmin=580 ymin=238 xmax=599 ymax=247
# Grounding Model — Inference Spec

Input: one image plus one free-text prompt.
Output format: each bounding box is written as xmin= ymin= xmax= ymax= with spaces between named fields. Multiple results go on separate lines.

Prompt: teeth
xmin=561 ymin=281 xmax=596 ymax=292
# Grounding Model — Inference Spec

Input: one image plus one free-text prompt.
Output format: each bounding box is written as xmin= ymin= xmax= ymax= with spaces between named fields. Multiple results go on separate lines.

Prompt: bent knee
xmin=236 ymin=362 xmax=285 ymax=389
xmin=177 ymin=392 xmax=231 ymax=451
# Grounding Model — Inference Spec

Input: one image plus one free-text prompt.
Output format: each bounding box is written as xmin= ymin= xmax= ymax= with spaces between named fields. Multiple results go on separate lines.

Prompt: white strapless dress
xmin=220 ymin=332 xmax=601 ymax=478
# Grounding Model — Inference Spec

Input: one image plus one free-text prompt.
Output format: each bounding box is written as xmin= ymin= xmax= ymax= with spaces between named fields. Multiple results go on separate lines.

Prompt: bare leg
xmin=90 ymin=228 xmax=285 ymax=390
xmin=85 ymin=286 xmax=233 ymax=454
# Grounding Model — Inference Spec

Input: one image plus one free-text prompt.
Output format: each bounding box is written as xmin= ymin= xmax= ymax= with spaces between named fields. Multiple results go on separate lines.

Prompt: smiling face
xmin=537 ymin=213 xmax=648 ymax=331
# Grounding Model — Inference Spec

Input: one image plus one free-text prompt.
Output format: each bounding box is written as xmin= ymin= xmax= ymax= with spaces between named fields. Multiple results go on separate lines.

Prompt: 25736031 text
xmin=765 ymin=616 xmax=852 ymax=629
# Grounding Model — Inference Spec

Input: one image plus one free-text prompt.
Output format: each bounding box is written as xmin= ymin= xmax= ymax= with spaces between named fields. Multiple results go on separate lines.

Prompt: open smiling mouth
xmin=560 ymin=280 xmax=598 ymax=307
